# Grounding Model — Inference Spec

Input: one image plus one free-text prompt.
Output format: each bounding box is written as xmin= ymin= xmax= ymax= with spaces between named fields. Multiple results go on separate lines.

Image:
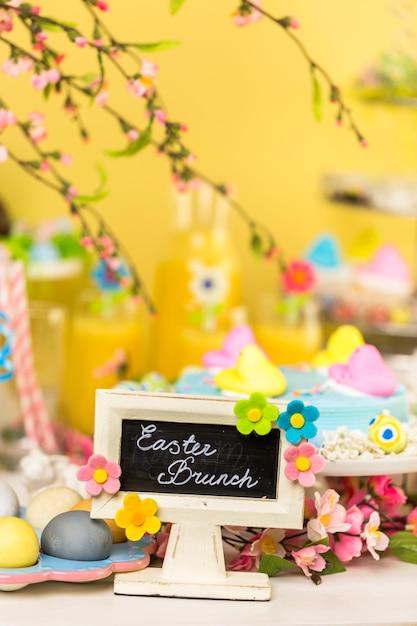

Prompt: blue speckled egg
xmin=41 ymin=510 xmax=112 ymax=561
xmin=368 ymin=412 xmax=407 ymax=453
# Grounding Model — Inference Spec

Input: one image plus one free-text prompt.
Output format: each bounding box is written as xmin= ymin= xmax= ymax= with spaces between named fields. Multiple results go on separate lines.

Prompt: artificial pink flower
xmin=75 ymin=36 xmax=87 ymax=48
xmin=172 ymin=171 xmax=200 ymax=193
xmin=95 ymin=0 xmax=109 ymax=10
xmin=80 ymin=235 xmax=94 ymax=251
xmin=232 ymin=0 xmax=262 ymax=26
xmin=0 ymin=108 xmax=16 ymax=130
xmin=2 ymin=56 xmax=33 ymax=77
xmin=406 ymin=507 xmax=417 ymax=537
xmin=154 ymin=523 xmax=172 ymax=559
xmin=6 ymin=1 xmax=23 ymax=7
xmin=284 ymin=442 xmax=325 ymax=488
xmin=330 ymin=505 xmax=364 ymax=562
xmin=282 ymin=259 xmax=316 ymax=295
xmin=60 ymin=153 xmax=72 ymax=166
xmin=35 ymin=31 xmax=47 ymax=43
xmin=307 ymin=489 xmax=351 ymax=541
xmin=93 ymin=38 xmax=103 ymax=47
xmin=0 ymin=9 xmax=13 ymax=35
xmin=0 ymin=145 xmax=8 ymax=162
xmin=127 ymin=78 xmax=149 ymax=99
xmin=76 ymin=453 xmax=121 ymax=496
xmin=31 ymin=68 xmax=60 ymax=90
xmin=292 ymin=544 xmax=329 ymax=578
xmin=250 ymin=528 xmax=286 ymax=567
xmin=367 ymin=476 xmax=407 ymax=515
xmin=228 ymin=543 xmax=259 ymax=572
xmin=362 ymin=511 xmax=389 ymax=560
xmin=40 ymin=160 xmax=50 ymax=172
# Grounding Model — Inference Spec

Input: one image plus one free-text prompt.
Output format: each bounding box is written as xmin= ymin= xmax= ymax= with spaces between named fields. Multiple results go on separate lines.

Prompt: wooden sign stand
xmin=91 ymin=390 xmax=305 ymax=601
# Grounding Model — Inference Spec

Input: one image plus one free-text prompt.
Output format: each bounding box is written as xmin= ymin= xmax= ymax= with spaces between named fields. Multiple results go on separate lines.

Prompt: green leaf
xmin=125 ymin=41 xmax=180 ymax=53
xmin=250 ymin=231 xmax=263 ymax=258
xmin=389 ymin=532 xmax=417 ymax=564
xmin=321 ymin=549 xmax=346 ymax=576
xmin=311 ymin=69 xmax=323 ymax=122
xmin=36 ymin=16 xmax=77 ymax=31
xmin=259 ymin=555 xmax=297 ymax=577
xmin=170 ymin=0 xmax=187 ymax=15
xmin=107 ymin=125 xmax=152 ymax=158
xmin=74 ymin=163 xmax=109 ymax=203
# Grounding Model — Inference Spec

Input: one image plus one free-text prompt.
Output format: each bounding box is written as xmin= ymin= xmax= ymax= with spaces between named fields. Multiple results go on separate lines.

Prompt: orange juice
xmin=253 ymin=298 xmax=323 ymax=365
xmin=149 ymin=187 xmax=241 ymax=380
xmin=63 ymin=292 xmax=146 ymax=434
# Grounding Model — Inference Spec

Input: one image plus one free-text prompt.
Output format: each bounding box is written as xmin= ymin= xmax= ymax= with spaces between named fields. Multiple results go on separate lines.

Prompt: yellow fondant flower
xmin=115 ymin=493 xmax=161 ymax=541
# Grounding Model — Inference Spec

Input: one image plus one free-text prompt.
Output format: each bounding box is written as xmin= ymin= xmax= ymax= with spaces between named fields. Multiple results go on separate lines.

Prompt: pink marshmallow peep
xmin=202 ymin=325 xmax=258 ymax=369
xmin=329 ymin=344 xmax=397 ymax=397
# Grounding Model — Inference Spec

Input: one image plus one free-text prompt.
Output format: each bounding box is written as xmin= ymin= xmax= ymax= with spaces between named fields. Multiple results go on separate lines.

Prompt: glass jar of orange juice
xmin=62 ymin=262 xmax=146 ymax=435
xmin=149 ymin=185 xmax=242 ymax=380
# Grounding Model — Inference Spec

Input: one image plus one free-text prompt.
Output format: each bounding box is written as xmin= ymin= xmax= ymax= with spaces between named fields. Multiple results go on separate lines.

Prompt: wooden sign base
xmin=114 ymin=522 xmax=271 ymax=601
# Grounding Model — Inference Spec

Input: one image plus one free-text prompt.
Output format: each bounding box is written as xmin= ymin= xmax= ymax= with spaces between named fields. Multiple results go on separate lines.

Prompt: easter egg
xmin=0 ymin=480 xmax=20 ymax=518
xmin=41 ymin=510 xmax=112 ymax=561
xmin=368 ymin=413 xmax=407 ymax=453
xmin=70 ymin=498 xmax=126 ymax=544
xmin=0 ymin=517 xmax=39 ymax=568
xmin=26 ymin=486 xmax=83 ymax=530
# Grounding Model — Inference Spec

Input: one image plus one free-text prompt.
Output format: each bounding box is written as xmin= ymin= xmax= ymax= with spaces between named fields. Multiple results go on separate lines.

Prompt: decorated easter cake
xmin=173 ymin=324 xmax=411 ymax=448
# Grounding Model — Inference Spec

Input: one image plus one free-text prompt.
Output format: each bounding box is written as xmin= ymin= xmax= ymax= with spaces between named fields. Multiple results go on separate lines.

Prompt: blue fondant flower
xmin=277 ymin=399 xmax=319 ymax=444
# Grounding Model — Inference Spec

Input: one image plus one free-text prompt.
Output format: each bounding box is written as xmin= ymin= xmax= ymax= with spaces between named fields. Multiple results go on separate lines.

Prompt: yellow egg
xmin=26 ymin=487 xmax=83 ymax=530
xmin=70 ymin=498 xmax=127 ymax=544
xmin=0 ymin=517 xmax=39 ymax=568
xmin=368 ymin=413 xmax=407 ymax=453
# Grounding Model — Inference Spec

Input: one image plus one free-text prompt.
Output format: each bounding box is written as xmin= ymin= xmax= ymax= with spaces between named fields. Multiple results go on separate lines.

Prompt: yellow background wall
xmin=1 ymin=0 xmax=417 ymax=321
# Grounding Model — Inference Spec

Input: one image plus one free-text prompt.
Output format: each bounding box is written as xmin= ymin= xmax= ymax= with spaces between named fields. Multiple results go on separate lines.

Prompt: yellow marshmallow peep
xmin=214 ymin=344 xmax=287 ymax=397
xmin=312 ymin=324 xmax=364 ymax=368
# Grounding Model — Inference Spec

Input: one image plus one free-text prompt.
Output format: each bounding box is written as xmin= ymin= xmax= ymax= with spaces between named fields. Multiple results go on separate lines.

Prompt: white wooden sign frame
xmin=91 ymin=389 xmax=305 ymax=601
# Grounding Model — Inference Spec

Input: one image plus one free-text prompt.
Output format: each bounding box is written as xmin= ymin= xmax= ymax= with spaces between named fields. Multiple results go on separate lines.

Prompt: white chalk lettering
xmin=136 ymin=423 xmax=217 ymax=458
xmin=157 ymin=457 xmax=259 ymax=490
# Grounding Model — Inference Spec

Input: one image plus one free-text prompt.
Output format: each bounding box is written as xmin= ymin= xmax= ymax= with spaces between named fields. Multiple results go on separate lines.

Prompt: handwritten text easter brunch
xmin=136 ymin=423 xmax=259 ymax=489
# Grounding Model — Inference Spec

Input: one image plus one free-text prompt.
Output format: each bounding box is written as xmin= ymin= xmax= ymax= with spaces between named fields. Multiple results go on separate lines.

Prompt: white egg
xmin=0 ymin=480 xmax=20 ymax=517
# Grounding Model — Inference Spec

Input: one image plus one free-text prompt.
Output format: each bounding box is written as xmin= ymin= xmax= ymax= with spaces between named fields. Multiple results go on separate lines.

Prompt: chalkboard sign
xmin=91 ymin=390 xmax=304 ymax=530
xmin=120 ymin=419 xmax=280 ymax=499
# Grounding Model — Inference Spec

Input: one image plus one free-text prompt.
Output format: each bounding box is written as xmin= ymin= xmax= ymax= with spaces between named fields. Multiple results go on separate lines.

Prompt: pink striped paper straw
xmin=8 ymin=261 xmax=59 ymax=454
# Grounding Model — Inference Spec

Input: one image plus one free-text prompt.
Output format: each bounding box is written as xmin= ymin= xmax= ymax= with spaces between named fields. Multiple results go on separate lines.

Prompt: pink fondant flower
xmin=76 ymin=453 xmax=121 ymax=496
xmin=292 ymin=544 xmax=329 ymax=578
xmin=284 ymin=442 xmax=325 ymax=487
xmin=329 ymin=505 xmax=364 ymax=562
xmin=307 ymin=489 xmax=351 ymax=541
xmin=282 ymin=259 xmax=315 ymax=294
xmin=361 ymin=511 xmax=389 ymax=560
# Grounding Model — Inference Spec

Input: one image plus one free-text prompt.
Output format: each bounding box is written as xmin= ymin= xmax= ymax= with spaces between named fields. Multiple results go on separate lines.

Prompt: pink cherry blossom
xmin=0 ymin=145 xmax=9 ymax=162
xmin=126 ymin=128 xmax=139 ymax=142
xmin=362 ymin=511 xmax=389 ymax=560
xmin=96 ymin=1 xmax=109 ymax=10
xmin=94 ymin=90 xmax=109 ymax=106
xmin=60 ymin=153 xmax=72 ymax=166
xmin=232 ymin=0 xmax=262 ymax=27
xmin=0 ymin=9 xmax=13 ymax=35
xmin=141 ymin=57 xmax=158 ymax=79
xmin=292 ymin=544 xmax=329 ymax=578
xmin=228 ymin=543 xmax=259 ymax=572
xmin=2 ymin=56 xmax=33 ymax=77
xmin=127 ymin=78 xmax=149 ymax=99
xmin=75 ymin=36 xmax=87 ymax=48
xmin=31 ymin=68 xmax=61 ymax=90
xmin=40 ymin=160 xmax=50 ymax=172
xmin=6 ymin=1 xmax=23 ymax=7
xmin=0 ymin=108 xmax=16 ymax=130
xmin=76 ymin=453 xmax=121 ymax=496
xmin=284 ymin=442 xmax=325 ymax=487
xmin=154 ymin=108 xmax=167 ymax=126
xmin=27 ymin=111 xmax=47 ymax=143
xmin=367 ymin=475 xmax=407 ymax=516
xmin=307 ymin=489 xmax=351 ymax=541
xmin=35 ymin=31 xmax=47 ymax=43
xmin=329 ymin=505 xmax=364 ymax=562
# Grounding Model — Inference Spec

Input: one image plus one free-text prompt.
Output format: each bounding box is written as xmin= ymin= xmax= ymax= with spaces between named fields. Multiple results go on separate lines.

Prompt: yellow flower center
xmin=247 ymin=408 xmax=262 ymax=423
xmin=131 ymin=511 xmax=145 ymax=526
xmin=320 ymin=513 xmax=331 ymax=527
xmin=295 ymin=456 xmax=311 ymax=472
xmin=261 ymin=537 xmax=277 ymax=555
xmin=369 ymin=526 xmax=380 ymax=540
xmin=290 ymin=413 xmax=305 ymax=429
xmin=93 ymin=468 xmax=108 ymax=484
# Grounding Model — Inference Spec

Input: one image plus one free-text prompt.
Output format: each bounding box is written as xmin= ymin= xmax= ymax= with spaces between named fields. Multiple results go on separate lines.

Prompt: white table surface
xmin=1 ymin=471 xmax=417 ymax=626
